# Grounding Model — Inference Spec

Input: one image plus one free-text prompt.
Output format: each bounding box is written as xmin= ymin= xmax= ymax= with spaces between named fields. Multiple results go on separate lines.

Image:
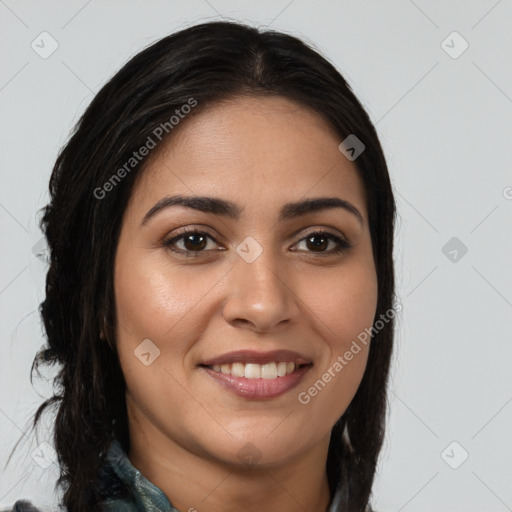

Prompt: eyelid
xmin=297 ymin=226 xmax=349 ymax=242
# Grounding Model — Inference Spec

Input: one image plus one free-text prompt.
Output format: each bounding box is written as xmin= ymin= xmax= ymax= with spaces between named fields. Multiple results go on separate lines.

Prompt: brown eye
xmin=295 ymin=231 xmax=351 ymax=255
xmin=163 ymin=230 xmax=219 ymax=256
xmin=181 ymin=233 xmax=208 ymax=251
xmin=305 ymin=234 xmax=329 ymax=251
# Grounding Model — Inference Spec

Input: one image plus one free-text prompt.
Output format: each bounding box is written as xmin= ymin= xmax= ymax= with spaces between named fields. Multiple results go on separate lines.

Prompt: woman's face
xmin=114 ymin=95 xmax=378 ymax=468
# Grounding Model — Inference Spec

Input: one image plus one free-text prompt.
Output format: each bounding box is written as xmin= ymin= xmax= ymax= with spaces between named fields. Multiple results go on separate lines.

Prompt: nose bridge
xmin=237 ymin=243 xmax=282 ymax=296
xmin=222 ymin=236 xmax=298 ymax=331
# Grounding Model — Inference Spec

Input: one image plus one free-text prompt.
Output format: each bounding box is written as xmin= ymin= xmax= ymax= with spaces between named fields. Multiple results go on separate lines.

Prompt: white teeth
xmin=277 ymin=361 xmax=287 ymax=377
xmin=231 ymin=362 xmax=245 ymax=377
xmin=261 ymin=362 xmax=277 ymax=379
xmin=210 ymin=361 xmax=298 ymax=379
xmin=244 ymin=363 xmax=261 ymax=379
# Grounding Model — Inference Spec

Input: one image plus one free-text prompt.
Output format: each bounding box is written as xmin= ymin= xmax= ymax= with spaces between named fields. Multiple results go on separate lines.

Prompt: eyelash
xmin=162 ymin=228 xmax=351 ymax=257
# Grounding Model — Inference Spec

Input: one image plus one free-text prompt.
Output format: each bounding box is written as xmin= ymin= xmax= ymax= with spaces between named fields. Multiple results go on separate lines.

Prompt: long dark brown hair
xmin=9 ymin=20 xmax=396 ymax=512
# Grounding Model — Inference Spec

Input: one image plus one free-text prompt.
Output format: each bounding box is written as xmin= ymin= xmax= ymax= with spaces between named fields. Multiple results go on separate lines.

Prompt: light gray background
xmin=1 ymin=1 xmax=511 ymax=510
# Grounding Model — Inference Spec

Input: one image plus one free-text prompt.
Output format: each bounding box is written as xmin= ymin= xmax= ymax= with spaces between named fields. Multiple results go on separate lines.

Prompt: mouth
xmin=199 ymin=350 xmax=313 ymax=400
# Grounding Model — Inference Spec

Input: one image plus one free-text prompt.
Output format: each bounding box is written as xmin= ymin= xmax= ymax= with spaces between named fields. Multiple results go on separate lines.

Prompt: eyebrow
xmin=141 ymin=195 xmax=364 ymax=226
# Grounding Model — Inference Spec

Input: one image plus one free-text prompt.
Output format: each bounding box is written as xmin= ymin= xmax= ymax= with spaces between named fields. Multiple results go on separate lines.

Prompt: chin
xmin=203 ymin=425 xmax=317 ymax=468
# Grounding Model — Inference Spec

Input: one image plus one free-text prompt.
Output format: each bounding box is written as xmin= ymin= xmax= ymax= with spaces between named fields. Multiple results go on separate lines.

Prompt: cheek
xmin=112 ymin=255 xmax=196 ymax=437
xmin=112 ymin=253 xmax=191 ymax=400
xmin=114 ymin=254 xmax=187 ymax=336
xmin=112 ymin=251 xmax=226 ymax=419
xmin=305 ymin=256 xmax=378 ymax=351
xmin=113 ymin=249 xmax=222 ymax=351
xmin=295 ymin=256 xmax=377 ymax=419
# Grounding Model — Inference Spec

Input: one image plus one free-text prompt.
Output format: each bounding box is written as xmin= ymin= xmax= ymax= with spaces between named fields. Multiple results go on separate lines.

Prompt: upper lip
xmin=201 ymin=349 xmax=313 ymax=366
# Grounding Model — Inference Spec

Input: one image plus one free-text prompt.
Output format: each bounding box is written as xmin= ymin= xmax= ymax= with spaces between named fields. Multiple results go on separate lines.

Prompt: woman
xmin=8 ymin=20 xmax=397 ymax=512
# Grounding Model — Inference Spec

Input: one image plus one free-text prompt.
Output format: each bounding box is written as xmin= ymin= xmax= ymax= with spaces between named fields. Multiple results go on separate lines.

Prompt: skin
xmin=113 ymin=95 xmax=378 ymax=512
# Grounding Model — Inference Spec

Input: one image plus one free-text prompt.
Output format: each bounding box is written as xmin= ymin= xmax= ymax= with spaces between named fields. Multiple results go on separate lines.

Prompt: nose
xmin=221 ymin=246 xmax=300 ymax=333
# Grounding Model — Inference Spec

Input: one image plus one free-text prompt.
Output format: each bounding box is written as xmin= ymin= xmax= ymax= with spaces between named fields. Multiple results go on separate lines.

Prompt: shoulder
xmin=7 ymin=500 xmax=64 ymax=512
xmin=7 ymin=500 xmax=41 ymax=511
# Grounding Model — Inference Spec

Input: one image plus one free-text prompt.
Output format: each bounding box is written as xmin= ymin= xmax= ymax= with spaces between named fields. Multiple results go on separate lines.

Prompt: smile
xmin=200 ymin=362 xmax=313 ymax=400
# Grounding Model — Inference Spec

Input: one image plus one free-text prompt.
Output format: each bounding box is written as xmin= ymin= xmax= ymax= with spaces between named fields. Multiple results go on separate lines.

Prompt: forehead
xmin=131 ymin=95 xmax=367 ymax=219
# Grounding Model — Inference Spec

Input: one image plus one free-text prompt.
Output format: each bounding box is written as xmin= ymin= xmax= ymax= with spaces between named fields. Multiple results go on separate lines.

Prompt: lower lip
xmin=201 ymin=365 xmax=312 ymax=400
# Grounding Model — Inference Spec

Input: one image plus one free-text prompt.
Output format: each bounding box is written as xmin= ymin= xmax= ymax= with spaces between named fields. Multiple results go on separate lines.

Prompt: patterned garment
xmin=9 ymin=438 xmax=344 ymax=511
